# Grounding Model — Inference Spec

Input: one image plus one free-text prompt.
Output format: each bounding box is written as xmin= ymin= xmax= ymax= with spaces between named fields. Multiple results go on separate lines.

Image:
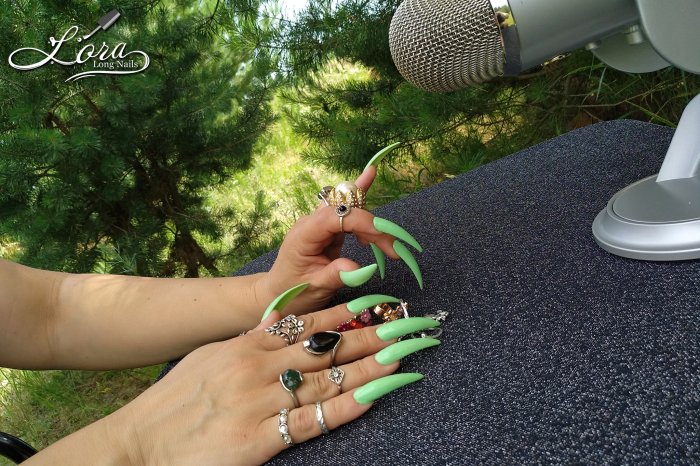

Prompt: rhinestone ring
xmin=328 ymin=366 xmax=344 ymax=392
xmin=278 ymin=408 xmax=294 ymax=446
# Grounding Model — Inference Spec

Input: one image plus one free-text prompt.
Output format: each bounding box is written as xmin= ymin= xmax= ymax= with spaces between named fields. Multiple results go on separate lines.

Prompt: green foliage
xmin=280 ymin=1 xmax=700 ymax=189
xmin=0 ymin=366 xmax=161 ymax=453
xmin=0 ymin=0 xmax=279 ymax=277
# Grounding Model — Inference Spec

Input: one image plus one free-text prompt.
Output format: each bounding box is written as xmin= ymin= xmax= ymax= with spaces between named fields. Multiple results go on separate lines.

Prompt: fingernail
xmin=347 ymin=294 xmax=401 ymax=314
xmin=376 ymin=317 xmax=439 ymax=341
xmin=261 ymin=283 xmax=309 ymax=321
xmin=369 ymin=243 xmax=386 ymax=279
xmin=339 ymin=264 xmax=378 ymax=287
xmin=375 ymin=338 xmax=441 ymax=365
xmin=374 ymin=217 xmax=423 ymax=252
xmin=363 ymin=142 xmax=401 ymax=171
xmin=393 ymin=240 xmax=423 ymax=289
xmin=353 ymin=373 xmax=424 ymax=404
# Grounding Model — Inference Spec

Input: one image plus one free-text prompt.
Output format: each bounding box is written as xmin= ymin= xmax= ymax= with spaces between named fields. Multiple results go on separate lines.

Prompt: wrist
xmin=251 ymin=272 xmax=275 ymax=317
xmin=24 ymin=408 xmax=138 ymax=465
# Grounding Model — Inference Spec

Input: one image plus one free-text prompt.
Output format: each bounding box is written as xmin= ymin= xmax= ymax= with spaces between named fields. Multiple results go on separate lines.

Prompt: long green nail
xmin=369 ymin=243 xmax=386 ymax=279
xmin=354 ymin=373 xmax=424 ymax=404
xmin=376 ymin=317 xmax=439 ymax=341
xmin=347 ymin=294 xmax=401 ymax=314
xmin=261 ymin=283 xmax=309 ymax=321
xmin=375 ymin=338 xmax=441 ymax=365
xmin=340 ymin=264 xmax=378 ymax=287
xmin=374 ymin=217 xmax=423 ymax=252
xmin=393 ymin=240 xmax=423 ymax=289
xmin=363 ymin=142 xmax=401 ymax=171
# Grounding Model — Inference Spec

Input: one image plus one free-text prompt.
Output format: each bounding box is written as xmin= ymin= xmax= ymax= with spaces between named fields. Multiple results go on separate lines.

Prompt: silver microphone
xmin=388 ymin=0 xmax=673 ymax=93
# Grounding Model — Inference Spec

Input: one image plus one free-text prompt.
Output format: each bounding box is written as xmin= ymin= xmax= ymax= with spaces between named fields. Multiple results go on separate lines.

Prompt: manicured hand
xmin=256 ymin=143 xmax=425 ymax=316
xmin=77 ymin=301 xmax=440 ymax=465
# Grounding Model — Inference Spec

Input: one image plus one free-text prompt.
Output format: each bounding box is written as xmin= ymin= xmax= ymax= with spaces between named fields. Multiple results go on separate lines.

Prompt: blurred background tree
xmin=0 ymin=0 xmax=279 ymax=277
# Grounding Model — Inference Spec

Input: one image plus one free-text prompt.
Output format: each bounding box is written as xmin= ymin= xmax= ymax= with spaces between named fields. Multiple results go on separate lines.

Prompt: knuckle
xmin=292 ymin=404 xmax=317 ymax=437
xmin=351 ymin=326 xmax=375 ymax=353
xmin=310 ymin=370 xmax=336 ymax=399
xmin=353 ymin=357 xmax=374 ymax=382
xmin=299 ymin=313 xmax=315 ymax=335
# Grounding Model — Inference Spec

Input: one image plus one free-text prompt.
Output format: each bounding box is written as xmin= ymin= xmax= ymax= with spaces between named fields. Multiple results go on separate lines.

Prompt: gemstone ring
xmin=280 ymin=369 xmax=304 ymax=408
xmin=303 ymin=331 xmax=342 ymax=366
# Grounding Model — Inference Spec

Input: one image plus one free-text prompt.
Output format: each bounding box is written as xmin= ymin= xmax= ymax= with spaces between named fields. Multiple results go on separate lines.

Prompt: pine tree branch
xmin=81 ymin=92 xmax=102 ymax=116
xmin=45 ymin=112 xmax=70 ymax=135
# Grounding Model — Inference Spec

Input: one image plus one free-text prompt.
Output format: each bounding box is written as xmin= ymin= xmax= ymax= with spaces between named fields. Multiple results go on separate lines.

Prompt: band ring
xmin=315 ymin=401 xmax=330 ymax=435
xmin=280 ymin=369 xmax=303 ymax=408
xmin=265 ymin=314 xmax=305 ymax=346
xmin=328 ymin=366 xmax=344 ymax=392
xmin=278 ymin=408 xmax=294 ymax=446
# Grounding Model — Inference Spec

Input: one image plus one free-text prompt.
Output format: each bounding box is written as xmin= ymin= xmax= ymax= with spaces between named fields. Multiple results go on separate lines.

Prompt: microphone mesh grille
xmin=389 ymin=0 xmax=505 ymax=92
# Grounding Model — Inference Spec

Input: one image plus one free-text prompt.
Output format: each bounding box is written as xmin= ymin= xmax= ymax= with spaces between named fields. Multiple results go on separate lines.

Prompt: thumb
xmin=312 ymin=258 xmax=379 ymax=290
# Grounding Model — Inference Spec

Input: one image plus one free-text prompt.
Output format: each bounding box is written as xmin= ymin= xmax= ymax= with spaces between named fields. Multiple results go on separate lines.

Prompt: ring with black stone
xmin=280 ymin=369 xmax=304 ymax=408
xmin=336 ymin=204 xmax=350 ymax=233
xmin=303 ymin=331 xmax=342 ymax=366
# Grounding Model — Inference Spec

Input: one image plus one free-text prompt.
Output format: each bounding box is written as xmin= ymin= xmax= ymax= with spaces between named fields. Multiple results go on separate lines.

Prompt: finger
xmin=354 ymin=166 xmax=376 ymax=192
xmin=259 ymin=391 xmax=371 ymax=455
xmin=291 ymin=353 xmax=400 ymax=406
xmin=253 ymin=301 xmax=356 ymax=352
xmin=255 ymin=292 xmax=416 ymax=352
xmin=272 ymin=314 xmax=442 ymax=376
xmin=299 ymin=207 xmax=400 ymax=258
xmin=312 ymin=257 xmax=379 ymax=290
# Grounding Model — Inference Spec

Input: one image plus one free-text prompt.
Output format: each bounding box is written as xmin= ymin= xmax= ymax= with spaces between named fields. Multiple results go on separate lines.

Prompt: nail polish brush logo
xmin=8 ymin=10 xmax=149 ymax=82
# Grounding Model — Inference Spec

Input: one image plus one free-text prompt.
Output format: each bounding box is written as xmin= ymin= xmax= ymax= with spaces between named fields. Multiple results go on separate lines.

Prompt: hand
xmin=256 ymin=166 xmax=425 ymax=318
xmin=93 ymin=303 xmax=438 ymax=465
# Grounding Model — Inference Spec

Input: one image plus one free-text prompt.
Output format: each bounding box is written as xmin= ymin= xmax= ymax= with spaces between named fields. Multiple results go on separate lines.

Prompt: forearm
xmin=22 ymin=407 xmax=137 ymax=465
xmin=50 ymin=271 xmax=270 ymax=369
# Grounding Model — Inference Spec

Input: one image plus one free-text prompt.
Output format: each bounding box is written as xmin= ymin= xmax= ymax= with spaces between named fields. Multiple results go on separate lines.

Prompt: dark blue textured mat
xmin=170 ymin=120 xmax=700 ymax=464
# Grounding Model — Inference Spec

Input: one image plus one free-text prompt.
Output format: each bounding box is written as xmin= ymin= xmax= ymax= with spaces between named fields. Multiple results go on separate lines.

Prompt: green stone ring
xmin=280 ymin=369 xmax=304 ymax=408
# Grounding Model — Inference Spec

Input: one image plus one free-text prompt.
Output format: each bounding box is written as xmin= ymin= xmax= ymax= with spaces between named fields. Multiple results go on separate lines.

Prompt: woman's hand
xmin=26 ymin=302 xmax=441 ymax=465
xmin=256 ymin=166 xmax=425 ymax=318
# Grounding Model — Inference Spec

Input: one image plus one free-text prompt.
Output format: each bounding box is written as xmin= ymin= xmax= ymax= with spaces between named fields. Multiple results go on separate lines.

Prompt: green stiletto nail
xmin=261 ymin=283 xmax=309 ymax=321
xmin=374 ymin=217 xmax=423 ymax=252
xmin=339 ymin=264 xmax=378 ymax=287
xmin=376 ymin=317 xmax=439 ymax=341
xmin=353 ymin=373 xmax=424 ymax=404
xmin=375 ymin=338 xmax=441 ymax=365
xmin=347 ymin=294 xmax=401 ymax=314
xmin=393 ymin=240 xmax=423 ymax=289
xmin=369 ymin=243 xmax=386 ymax=279
xmin=363 ymin=142 xmax=401 ymax=171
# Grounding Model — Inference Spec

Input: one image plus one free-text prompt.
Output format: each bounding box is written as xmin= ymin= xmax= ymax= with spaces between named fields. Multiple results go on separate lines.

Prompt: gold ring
xmin=323 ymin=181 xmax=366 ymax=209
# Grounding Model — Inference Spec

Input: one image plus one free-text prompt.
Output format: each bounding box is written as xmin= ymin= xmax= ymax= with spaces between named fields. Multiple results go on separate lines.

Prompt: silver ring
xmin=265 ymin=314 xmax=305 ymax=346
xmin=280 ymin=369 xmax=303 ymax=408
xmin=328 ymin=366 xmax=344 ymax=392
xmin=318 ymin=186 xmax=333 ymax=206
xmin=278 ymin=408 xmax=294 ymax=446
xmin=315 ymin=401 xmax=329 ymax=435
